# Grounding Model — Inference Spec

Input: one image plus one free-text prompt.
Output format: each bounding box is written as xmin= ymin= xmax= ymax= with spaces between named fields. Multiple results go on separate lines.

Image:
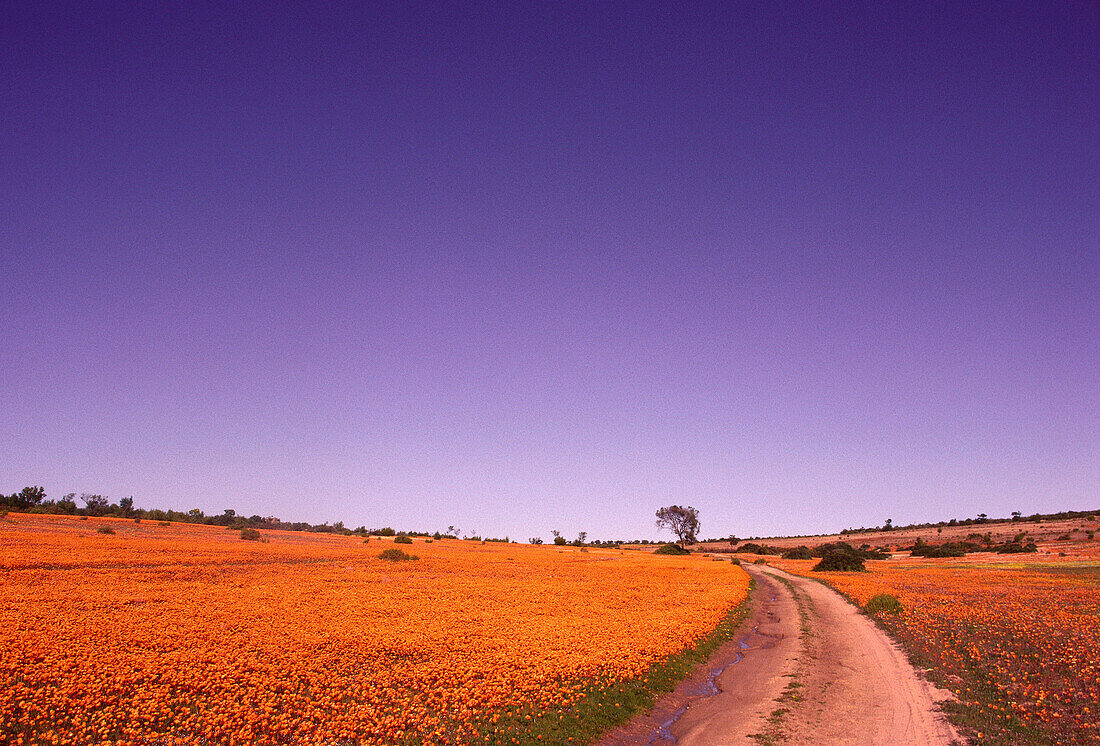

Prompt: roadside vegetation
xmin=775 ymin=556 xmax=1100 ymax=744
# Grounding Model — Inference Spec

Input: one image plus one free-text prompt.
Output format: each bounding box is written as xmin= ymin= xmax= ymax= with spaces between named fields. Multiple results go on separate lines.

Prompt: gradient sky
xmin=2 ymin=1 xmax=1097 ymax=541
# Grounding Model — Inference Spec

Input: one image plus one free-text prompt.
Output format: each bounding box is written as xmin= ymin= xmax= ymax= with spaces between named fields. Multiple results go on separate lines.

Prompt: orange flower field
xmin=0 ymin=514 xmax=749 ymax=745
xmin=774 ymin=556 xmax=1100 ymax=745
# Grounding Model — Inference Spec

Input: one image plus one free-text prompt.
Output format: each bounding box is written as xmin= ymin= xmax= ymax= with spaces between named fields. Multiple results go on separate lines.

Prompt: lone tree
xmin=655 ymin=505 xmax=700 ymax=547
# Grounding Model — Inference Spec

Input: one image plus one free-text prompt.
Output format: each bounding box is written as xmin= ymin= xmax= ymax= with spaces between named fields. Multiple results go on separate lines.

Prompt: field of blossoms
xmin=773 ymin=554 xmax=1100 ymax=745
xmin=0 ymin=514 xmax=750 ymax=746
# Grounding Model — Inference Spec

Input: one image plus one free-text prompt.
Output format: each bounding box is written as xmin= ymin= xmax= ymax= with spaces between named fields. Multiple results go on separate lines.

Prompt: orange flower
xmin=0 ymin=513 xmax=748 ymax=744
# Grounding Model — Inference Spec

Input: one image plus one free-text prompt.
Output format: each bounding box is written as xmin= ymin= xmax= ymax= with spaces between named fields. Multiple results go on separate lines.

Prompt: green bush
xmin=239 ymin=528 xmax=261 ymax=541
xmin=752 ymin=558 xmax=767 ymax=565
xmin=96 ymin=526 xmax=115 ymax=535
xmin=910 ymin=541 xmax=970 ymax=558
xmin=394 ymin=535 xmax=413 ymax=544
xmin=730 ymin=558 xmax=741 ymax=565
xmin=780 ymin=546 xmax=813 ymax=560
xmin=158 ymin=521 xmax=170 ymax=526
xmin=379 ymin=548 xmax=418 ymax=562
xmin=813 ymin=551 xmax=865 ymax=572
xmin=813 ymin=542 xmax=889 ymax=560
xmin=997 ymin=541 xmax=1037 ymax=554
xmin=864 ymin=593 xmax=903 ymax=615
xmin=926 ymin=543 xmax=967 ymax=558
xmin=734 ymin=542 xmax=783 ymax=555
xmin=653 ymin=543 xmax=690 ymax=555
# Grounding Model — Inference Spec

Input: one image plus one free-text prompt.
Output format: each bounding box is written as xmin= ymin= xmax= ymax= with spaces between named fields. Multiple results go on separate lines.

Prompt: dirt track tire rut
xmin=598 ymin=564 xmax=959 ymax=746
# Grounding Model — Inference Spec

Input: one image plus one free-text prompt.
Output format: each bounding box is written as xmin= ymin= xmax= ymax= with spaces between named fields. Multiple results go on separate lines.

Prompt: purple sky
xmin=2 ymin=2 xmax=1097 ymax=541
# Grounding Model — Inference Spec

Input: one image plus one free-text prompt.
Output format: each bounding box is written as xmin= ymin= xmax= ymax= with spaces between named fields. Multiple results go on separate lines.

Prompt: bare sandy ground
xmin=597 ymin=565 xmax=959 ymax=746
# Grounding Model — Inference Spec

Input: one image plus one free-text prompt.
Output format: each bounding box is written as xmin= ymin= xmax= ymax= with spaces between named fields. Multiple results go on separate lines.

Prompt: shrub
xmin=362 ymin=538 xmax=370 ymax=544
xmin=813 ymin=551 xmax=865 ymax=572
xmin=158 ymin=521 xmax=170 ymax=526
xmin=1057 ymin=533 xmax=1071 ymax=541
xmin=811 ymin=542 xmax=887 ymax=560
xmin=781 ymin=546 xmax=813 ymax=560
xmin=997 ymin=541 xmax=1038 ymax=554
xmin=864 ymin=594 xmax=903 ymax=615
xmin=425 ymin=539 xmax=433 ymax=544
xmin=734 ymin=542 xmax=783 ymax=555
xmin=653 ymin=543 xmax=690 ymax=555
xmin=239 ymin=528 xmax=261 ymax=541
xmin=379 ymin=548 xmax=418 ymax=562
xmin=394 ymin=535 xmax=413 ymax=545
xmin=730 ymin=558 xmax=741 ymax=565
xmin=79 ymin=516 xmax=88 ymax=521
xmin=752 ymin=558 xmax=768 ymax=565
xmin=927 ymin=543 xmax=967 ymax=558
xmin=96 ymin=526 xmax=115 ymax=535
xmin=133 ymin=518 xmax=141 ymax=523
xmin=910 ymin=541 xmax=969 ymax=558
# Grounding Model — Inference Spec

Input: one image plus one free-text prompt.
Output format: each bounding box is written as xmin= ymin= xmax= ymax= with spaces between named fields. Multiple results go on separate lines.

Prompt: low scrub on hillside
xmin=910 ymin=541 xmax=968 ymax=558
xmin=734 ymin=542 xmax=783 ymax=555
xmin=812 ymin=542 xmax=887 ymax=560
xmin=780 ymin=546 xmax=813 ymax=560
xmin=996 ymin=541 xmax=1038 ymax=554
xmin=653 ymin=543 xmax=691 ymax=556
xmin=907 ymin=537 xmax=1039 ymax=558
xmin=378 ymin=548 xmax=418 ymax=562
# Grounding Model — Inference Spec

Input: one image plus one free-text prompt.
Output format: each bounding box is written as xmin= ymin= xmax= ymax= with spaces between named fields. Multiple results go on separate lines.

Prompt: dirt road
xmin=597 ymin=564 xmax=959 ymax=745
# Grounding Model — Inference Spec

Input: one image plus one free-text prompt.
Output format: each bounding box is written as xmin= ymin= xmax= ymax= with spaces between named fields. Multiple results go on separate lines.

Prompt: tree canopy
xmin=655 ymin=505 xmax=699 ymax=547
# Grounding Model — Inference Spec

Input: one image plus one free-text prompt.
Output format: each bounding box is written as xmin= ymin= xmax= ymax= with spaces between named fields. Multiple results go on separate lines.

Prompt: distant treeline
xmin=1 ymin=486 xmax=632 ymax=545
xmin=1 ymin=486 xmax=456 ymax=539
xmin=836 ymin=509 xmax=1098 ymax=536
xmin=1 ymin=487 xmax=656 ymax=546
xmin=734 ymin=509 xmax=1098 ymax=543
